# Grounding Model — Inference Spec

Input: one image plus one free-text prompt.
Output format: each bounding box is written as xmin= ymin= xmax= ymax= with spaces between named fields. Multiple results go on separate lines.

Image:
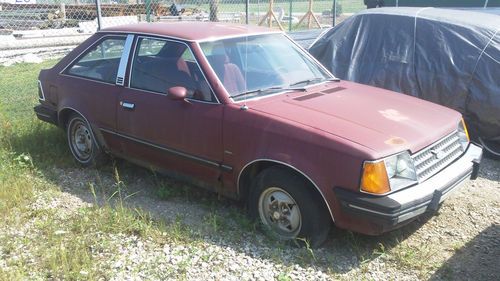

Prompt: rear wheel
xmin=249 ymin=166 xmax=331 ymax=247
xmin=66 ymin=113 xmax=105 ymax=167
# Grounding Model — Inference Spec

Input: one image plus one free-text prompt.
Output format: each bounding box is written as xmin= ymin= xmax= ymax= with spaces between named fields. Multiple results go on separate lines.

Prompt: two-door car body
xmin=34 ymin=22 xmax=483 ymax=246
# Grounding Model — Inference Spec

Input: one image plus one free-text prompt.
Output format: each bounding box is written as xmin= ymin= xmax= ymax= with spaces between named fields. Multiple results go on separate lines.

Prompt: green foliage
xmin=154 ymin=177 xmax=184 ymax=201
xmin=0 ymin=61 xmax=70 ymax=168
xmin=277 ymin=272 xmax=293 ymax=281
xmin=156 ymin=181 xmax=178 ymax=200
xmin=203 ymin=211 xmax=228 ymax=233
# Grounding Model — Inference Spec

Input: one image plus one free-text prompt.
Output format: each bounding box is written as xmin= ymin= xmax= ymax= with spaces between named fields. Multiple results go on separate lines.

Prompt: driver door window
xmin=130 ymin=37 xmax=216 ymax=102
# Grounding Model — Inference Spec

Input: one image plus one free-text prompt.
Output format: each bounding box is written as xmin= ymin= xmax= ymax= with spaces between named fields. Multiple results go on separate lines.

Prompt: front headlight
xmin=458 ymin=118 xmax=470 ymax=150
xmin=361 ymin=151 xmax=417 ymax=195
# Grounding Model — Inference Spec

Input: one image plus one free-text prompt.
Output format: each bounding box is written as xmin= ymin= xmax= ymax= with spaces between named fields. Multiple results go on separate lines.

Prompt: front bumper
xmin=334 ymin=143 xmax=482 ymax=232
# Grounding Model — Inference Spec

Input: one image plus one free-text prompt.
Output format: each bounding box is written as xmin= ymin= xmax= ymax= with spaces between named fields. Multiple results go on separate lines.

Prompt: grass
xmin=0 ymin=61 xmax=193 ymax=279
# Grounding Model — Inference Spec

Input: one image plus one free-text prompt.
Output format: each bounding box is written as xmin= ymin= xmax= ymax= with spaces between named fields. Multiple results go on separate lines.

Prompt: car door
xmin=113 ymin=36 xmax=224 ymax=186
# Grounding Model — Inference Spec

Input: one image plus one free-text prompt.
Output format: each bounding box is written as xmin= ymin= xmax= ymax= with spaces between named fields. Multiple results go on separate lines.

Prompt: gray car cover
xmin=309 ymin=7 xmax=500 ymax=150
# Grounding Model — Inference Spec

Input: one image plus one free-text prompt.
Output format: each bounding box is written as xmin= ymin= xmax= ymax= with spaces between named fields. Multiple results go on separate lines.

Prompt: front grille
xmin=412 ymin=131 xmax=464 ymax=181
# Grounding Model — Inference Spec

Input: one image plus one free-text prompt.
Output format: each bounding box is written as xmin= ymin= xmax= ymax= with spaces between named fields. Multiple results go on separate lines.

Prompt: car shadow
xmin=429 ymin=224 xmax=500 ymax=281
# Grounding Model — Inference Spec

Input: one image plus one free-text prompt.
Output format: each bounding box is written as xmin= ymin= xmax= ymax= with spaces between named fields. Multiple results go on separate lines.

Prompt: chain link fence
xmin=1 ymin=0 xmax=497 ymax=63
xmin=0 ymin=0 xmax=366 ymax=57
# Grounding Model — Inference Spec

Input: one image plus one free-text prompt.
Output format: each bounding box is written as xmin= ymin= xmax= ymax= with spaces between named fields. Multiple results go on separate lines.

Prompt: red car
xmin=34 ymin=22 xmax=482 ymax=247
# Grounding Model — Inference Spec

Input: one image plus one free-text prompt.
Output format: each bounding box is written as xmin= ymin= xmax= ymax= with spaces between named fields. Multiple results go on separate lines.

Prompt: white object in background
xmin=5 ymin=0 xmax=37 ymax=4
xmin=78 ymin=16 xmax=138 ymax=34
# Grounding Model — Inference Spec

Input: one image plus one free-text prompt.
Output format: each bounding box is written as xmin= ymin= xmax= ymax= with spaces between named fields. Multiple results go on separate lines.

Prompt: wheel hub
xmin=258 ymin=187 xmax=302 ymax=238
xmin=273 ymin=211 xmax=281 ymax=220
xmin=70 ymin=121 xmax=92 ymax=161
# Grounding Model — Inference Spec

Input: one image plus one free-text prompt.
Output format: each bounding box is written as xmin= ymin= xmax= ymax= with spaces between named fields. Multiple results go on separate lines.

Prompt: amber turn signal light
xmin=361 ymin=161 xmax=390 ymax=194
xmin=461 ymin=118 xmax=470 ymax=142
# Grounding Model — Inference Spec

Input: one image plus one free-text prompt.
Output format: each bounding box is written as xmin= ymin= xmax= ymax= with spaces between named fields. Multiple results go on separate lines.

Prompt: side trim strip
xmin=237 ymin=159 xmax=335 ymax=222
xmin=100 ymin=128 xmax=232 ymax=172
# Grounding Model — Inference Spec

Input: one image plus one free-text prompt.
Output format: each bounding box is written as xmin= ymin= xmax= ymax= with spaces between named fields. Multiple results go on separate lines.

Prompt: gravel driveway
xmin=39 ymin=156 xmax=499 ymax=280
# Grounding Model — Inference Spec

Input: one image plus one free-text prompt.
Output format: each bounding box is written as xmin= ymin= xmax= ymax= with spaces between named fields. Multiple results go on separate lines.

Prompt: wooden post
xmin=258 ymin=0 xmax=284 ymax=30
xmin=295 ymin=0 xmax=321 ymax=29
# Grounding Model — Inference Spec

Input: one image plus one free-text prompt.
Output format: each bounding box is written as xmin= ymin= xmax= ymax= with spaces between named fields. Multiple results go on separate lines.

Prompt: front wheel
xmin=479 ymin=137 xmax=500 ymax=160
xmin=66 ymin=113 xmax=104 ymax=167
xmin=249 ymin=167 xmax=331 ymax=248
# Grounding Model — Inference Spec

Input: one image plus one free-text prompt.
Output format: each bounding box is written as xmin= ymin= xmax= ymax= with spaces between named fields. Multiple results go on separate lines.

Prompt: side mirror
xmin=168 ymin=86 xmax=187 ymax=101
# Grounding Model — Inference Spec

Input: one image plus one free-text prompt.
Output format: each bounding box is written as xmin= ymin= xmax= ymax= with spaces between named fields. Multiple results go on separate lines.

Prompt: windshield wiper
xmin=289 ymin=77 xmax=340 ymax=87
xmin=230 ymin=86 xmax=306 ymax=99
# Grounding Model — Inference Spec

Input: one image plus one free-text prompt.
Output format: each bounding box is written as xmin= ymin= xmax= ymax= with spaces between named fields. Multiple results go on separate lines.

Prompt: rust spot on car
xmin=385 ymin=137 xmax=407 ymax=145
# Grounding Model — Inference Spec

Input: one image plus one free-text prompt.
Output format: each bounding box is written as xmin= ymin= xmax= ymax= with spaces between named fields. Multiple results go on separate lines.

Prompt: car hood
xmin=250 ymin=81 xmax=461 ymax=158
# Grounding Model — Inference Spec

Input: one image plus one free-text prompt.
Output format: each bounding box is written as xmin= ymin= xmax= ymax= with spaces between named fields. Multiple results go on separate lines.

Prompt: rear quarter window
xmin=66 ymin=36 xmax=126 ymax=84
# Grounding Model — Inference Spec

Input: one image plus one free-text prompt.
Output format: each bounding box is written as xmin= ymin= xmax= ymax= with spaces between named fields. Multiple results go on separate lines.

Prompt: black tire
xmin=66 ymin=113 xmax=105 ymax=167
xmin=249 ymin=166 xmax=331 ymax=248
xmin=479 ymin=138 xmax=500 ymax=160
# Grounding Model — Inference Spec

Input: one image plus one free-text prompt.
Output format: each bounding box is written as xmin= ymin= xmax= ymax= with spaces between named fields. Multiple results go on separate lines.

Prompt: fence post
xmin=60 ymin=3 xmax=66 ymax=21
xmin=95 ymin=0 xmax=102 ymax=31
xmin=332 ymin=0 xmax=336 ymax=27
xmin=246 ymin=0 xmax=249 ymax=24
xmin=145 ymin=0 xmax=152 ymax=22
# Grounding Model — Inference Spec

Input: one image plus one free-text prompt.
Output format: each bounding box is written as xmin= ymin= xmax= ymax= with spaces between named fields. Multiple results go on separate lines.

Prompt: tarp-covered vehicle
xmin=309 ymin=8 xmax=500 ymax=156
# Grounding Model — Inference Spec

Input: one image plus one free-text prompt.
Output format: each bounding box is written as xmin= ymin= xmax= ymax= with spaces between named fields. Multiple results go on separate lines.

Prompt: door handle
xmin=120 ymin=101 xmax=135 ymax=110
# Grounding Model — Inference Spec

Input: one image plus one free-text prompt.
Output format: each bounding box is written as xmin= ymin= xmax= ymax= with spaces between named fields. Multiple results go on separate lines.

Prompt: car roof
xmin=101 ymin=22 xmax=280 ymax=41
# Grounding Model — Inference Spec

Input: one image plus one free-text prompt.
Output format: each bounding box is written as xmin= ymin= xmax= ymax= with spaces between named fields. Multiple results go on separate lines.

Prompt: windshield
xmin=200 ymin=33 xmax=332 ymax=101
